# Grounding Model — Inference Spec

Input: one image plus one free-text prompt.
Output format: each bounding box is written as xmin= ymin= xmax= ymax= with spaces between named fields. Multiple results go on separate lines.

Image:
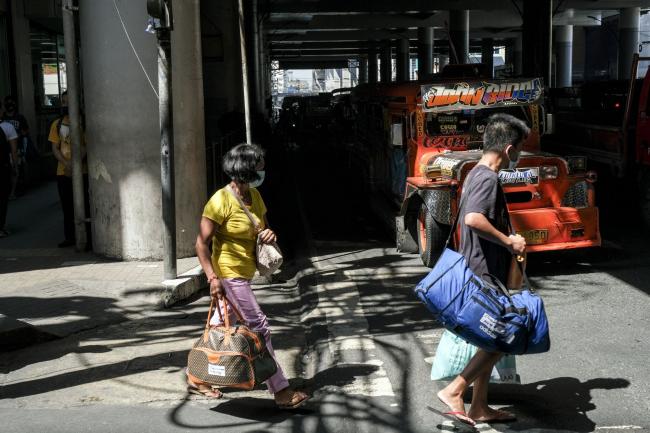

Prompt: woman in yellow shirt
xmin=191 ymin=143 xmax=309 ymax=409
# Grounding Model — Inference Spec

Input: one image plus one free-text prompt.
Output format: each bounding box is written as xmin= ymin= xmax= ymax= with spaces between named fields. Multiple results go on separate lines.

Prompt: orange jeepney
xmin=351 ymin=76 xmax=601 ymax=267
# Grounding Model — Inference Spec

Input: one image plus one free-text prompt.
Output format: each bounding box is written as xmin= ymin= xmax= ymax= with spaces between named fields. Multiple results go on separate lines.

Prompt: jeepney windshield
xmin=425 ymin=105 xmax=533 ymax=138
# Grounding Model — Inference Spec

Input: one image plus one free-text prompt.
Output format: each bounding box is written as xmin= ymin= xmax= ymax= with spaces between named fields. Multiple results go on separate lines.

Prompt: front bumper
xmin=509 ymin=206 xmax=601 ymax=252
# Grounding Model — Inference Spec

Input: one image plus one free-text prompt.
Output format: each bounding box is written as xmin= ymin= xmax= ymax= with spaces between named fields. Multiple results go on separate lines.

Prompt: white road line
xmin=595 ymin=426 xmax=644 ymax=430
xmin=304 ymin=251 xmax=396 ymax=399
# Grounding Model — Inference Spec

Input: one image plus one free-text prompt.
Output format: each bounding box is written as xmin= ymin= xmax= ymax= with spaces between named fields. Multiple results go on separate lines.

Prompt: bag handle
xmin=226 ymin=185 xmax=262 ymax=234
xmin=203 ymin=295 xmax=247 ymax=341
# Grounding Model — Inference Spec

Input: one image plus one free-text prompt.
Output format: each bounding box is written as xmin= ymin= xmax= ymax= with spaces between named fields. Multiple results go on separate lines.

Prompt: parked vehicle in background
xmin=351 ymin=67 xmax=601 ymax=267
xmin=546 ymin=53 xmax=650 ymax=227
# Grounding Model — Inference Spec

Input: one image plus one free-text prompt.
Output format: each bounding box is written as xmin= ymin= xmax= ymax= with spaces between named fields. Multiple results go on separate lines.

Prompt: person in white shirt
xmin=0 ymin=98 xmax=19 ymax=237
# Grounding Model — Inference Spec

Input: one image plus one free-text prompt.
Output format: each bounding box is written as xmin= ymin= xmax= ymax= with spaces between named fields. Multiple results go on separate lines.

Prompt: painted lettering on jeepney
xmin=425 ymin=135 xmax=469 ymax=149
xmin=416 ymin=110 xmax=424 ymax=137
xmin=434 ymin=156 xmax=461 ymax=177
xmin=421 ymin=78 xmax=543 ymax=112
xmin=529 ymin=104 xmax=540 ymax=132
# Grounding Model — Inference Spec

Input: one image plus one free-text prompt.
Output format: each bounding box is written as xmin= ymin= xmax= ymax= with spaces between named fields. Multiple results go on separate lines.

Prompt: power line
xmin=112 ymin=0 xmax=159 ymax=99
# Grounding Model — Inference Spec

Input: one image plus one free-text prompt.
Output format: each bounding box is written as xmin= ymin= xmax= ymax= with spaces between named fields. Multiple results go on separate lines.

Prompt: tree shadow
xmin=478 ymin=377 xmax=631 ymax=432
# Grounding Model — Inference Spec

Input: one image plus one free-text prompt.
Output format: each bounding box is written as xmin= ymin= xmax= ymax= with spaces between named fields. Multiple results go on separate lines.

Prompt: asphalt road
xmin=2 ymin=133 xmax=650 ymax=433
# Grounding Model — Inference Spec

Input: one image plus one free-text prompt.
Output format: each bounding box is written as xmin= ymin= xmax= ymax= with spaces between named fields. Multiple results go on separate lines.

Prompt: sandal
xmin=276 ymin=390 xmax=310 ymax=409
xmin=187 ymin=383 xmax=223 ymax=399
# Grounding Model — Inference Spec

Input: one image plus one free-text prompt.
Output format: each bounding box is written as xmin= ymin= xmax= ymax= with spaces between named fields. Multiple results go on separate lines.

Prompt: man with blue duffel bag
xmin=435 ymin=114 xmax=530 ymax=426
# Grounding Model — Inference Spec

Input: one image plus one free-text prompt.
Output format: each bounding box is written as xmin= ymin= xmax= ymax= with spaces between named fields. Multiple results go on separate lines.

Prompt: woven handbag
xmin=187 ymin=297 xmax=278 ymax=389
xmin=226 ymin=185 xmax=283 ymax=277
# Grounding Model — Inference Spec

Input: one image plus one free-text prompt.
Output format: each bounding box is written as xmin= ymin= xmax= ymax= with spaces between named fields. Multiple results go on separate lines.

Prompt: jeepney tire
xmin=417 ymin=203 xmax=451 ymax=268
xmin=641 ymin=169 xmax=650 ymax=228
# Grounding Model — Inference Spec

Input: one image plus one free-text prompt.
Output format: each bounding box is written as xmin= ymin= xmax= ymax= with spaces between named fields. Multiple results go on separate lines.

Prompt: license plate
xmin=518 ymin=229 xmax=548 ymax=245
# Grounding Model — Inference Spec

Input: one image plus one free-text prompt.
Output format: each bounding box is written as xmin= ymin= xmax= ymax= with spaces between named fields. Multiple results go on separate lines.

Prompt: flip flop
xmin=276 ymin=390 xmax=310 ymax=409
xmin=187 ymin=384 xmax=223 ymax=399
xmin=427 ymin=406 xmax=477 ymax=429
xmin=472 ymin=409 xmax=517 ymax=423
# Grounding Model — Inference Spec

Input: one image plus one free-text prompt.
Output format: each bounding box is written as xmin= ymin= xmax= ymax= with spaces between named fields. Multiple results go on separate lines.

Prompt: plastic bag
xmin=430 ymin=330 xmax=520 ymax=384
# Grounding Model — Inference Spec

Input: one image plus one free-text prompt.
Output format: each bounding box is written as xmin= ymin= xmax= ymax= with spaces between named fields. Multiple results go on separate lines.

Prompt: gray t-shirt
xmin=458 ymin=164 xmax=511 ymax=283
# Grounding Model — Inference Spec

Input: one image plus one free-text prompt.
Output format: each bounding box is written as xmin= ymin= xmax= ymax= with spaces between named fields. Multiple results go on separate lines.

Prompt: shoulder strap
xmin=444 ymin=181 xmax=471 ymax=250
xmin=225 ymin=185 xmax=261 ymax=232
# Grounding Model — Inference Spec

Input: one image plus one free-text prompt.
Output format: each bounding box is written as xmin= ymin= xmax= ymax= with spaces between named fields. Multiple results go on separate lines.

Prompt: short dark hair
xmin=483 ymin=113 xmax=530 ymax=153
xmin=222 ymin=143 xmax=265 ymax=184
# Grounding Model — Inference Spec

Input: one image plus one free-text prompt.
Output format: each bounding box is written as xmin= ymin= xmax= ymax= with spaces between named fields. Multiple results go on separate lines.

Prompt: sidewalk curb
xmin=0 ymin=313 xmax=58 ymax=352
xmin=160 ymin=265 xmax=207 ymax=307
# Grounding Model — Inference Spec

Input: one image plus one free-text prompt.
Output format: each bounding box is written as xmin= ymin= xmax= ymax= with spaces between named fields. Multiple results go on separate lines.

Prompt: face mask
xmin=507 ymin=148 xmax=520 ymax=170
xmin=249 ymin=170 xmax=265 ymax=188
xmin=62 ymin=106 xmax=69 ymax=116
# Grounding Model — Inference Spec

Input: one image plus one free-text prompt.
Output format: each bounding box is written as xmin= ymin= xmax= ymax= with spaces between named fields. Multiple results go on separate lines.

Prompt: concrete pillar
xmin=555 ymin=25 xmax=573 ymax=87
xmin=397 ymin=38 xmax=410 ymax=81
xmin=619 ymin=7 xmax=640 ymax=80
xmin=439 ymin=55 xmax=450 ymax=71
xmin=449 ymin=10 xmax=469 ymax=64
xmin=418 ymin=27 xmax=434 ymax=78
xmin=359 ymin=57 xmax=368 ymax=84
xmin=368 ymin=45 xmax=378 ymax=83
xmin=170 ymin=0 xmax=207 ymax=255
xmin=513 ymin=35 xmax=523 ymax=76
xmin=79 ymin=0 xmax=206 ymax=259
xmin=523 ymin=0 xmax=552 ymax=85
xmin=380 ymin=41 xmax=392 ymax=82
xmin=8 ymin=0 xmax=36 ymax=138
xmin=481 ymin=38 xmax=494 ymax=77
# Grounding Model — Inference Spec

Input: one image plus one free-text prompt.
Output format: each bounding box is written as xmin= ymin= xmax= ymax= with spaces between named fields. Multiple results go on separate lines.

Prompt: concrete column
xmin=359 ymin=57 xmax=368 ymax=84
xmin=8 ymin=0 xmax=36 ymax=137
xmin=397 ymin=38 xmax=410 ymax=81
xmin=555 ymin=25 xmax=573 ymax=87
xmin=380 ymin=40 xmax=392 ymax=82
xmin=449 ymin=10 xmax=469 ymax=64
xmin=523 ymin=0 xmax=552 ymax=85
xmin=513 ymin=34 xmax=523 ymax=76
xmin=439 ymin=55 xmax=450 ymax=71
xmin=368 ymin=45 xmax=378 ymax=83
xmin=618 ymin=7 xmax=640 ymax=80
xmin=79 ymin=0 xmax=206 ymax=259
xmin=170 ymin=0 xmax=207 ymax=256
xmin=418 ymin=27 xmax=434 ymax=78
xmin=481 ymin=38 xmax=494 ymax=77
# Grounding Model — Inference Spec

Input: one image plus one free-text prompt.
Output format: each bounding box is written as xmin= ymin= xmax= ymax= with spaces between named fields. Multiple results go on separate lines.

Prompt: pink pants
xmin=209 ymin=277 xmax=290 ymax=394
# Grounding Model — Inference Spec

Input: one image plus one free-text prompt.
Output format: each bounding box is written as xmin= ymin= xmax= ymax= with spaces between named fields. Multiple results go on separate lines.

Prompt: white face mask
xmin=507 ymin=148 xmax=520 ymax=170
xmin=249 ymin=170 xmax=265 ymax=188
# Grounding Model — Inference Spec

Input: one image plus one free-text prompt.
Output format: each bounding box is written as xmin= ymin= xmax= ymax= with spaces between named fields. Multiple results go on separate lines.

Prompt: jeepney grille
xmin=562 ymin=181 xmax=588 ymax=208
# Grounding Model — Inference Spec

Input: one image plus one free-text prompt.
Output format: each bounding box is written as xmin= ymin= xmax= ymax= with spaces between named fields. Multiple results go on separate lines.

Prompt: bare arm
xmin=195 ymin=217 xmax=223 ymax=298
xmin=464 ymin=212 xmax=526 ymax=255
xmin=8 ymin=139 xmax=18 ymax=167
xmin=259 ymin=215 xmax=277 ymax=244
xmin=51 ymin=140 xmax=69 ymax=167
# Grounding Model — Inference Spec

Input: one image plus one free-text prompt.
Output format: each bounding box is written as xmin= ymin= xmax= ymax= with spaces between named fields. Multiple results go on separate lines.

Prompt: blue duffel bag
xmin=414 ymin=190 xmax=550 ymax=355
xmin=414 ymin=247 xmax=550 ymax=355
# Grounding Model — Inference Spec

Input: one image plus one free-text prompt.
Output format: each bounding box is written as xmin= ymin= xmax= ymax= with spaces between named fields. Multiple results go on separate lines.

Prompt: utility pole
xmin=61 ymin=0 xmax=87 ymax=252
xmin=238 ymin=0 xmax=252 ymax=144
xmin=147 ymin=0 xmax=176 ymax=280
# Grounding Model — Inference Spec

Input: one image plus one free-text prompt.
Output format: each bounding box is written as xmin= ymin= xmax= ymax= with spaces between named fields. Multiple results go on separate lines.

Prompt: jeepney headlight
xmin=567 ymin=156 xmax=587 ymax=173
xmin=540 ymin=165 xmax=559 ymax=180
